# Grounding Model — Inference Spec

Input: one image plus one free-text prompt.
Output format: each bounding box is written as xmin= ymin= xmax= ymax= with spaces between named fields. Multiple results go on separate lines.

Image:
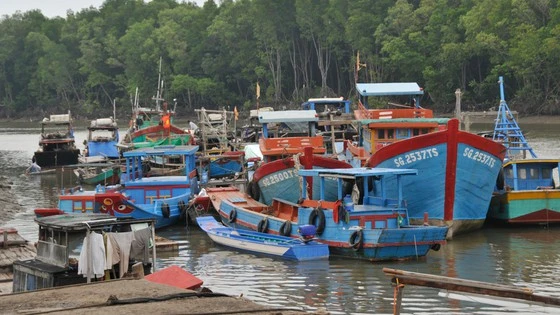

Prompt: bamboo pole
xmin=383 ymin=268 xmax=560 ymax=307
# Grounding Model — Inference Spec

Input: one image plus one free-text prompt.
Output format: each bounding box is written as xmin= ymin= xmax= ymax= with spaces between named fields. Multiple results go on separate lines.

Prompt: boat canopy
xmin=123 ymin=145 xmax=199 ymax=157
xmin=258 ymin=110 xmax=318 ymax=123
xmin=356 ymin=83 xmax=424 ymax=97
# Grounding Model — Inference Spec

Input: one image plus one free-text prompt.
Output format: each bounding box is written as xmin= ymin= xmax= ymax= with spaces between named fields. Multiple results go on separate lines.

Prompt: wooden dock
xmin=383 ymin=268 xmax=560 ymax=314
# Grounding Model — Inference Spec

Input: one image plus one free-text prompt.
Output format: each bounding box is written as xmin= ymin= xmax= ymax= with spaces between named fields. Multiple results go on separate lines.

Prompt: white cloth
xmin=78 ymin=231 xmax=106 ymax=278
xmin=189 ymin=121 xmax=199 ymax=131
xmin=107 ymin=232 xmax=135 ymax=278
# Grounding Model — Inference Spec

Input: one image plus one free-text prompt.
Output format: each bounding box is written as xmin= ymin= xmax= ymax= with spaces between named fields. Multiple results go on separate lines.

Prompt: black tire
xmin=349 ymin=230 xmax=363 ymax=251
xmin=279 ymin=220 xmax=292 ymax=236
xmin=247 ymin=181 xmax=261 ymax=201
xmin=161 ymin=203 xmax=170 ymax=218
xmin=308 ymin=208 xmax=326 ymax=235
xmin=178 ymin=200 xmax=188 ymax=217
xmin=228 ymin=209 xmax=237 ymax=223
xmin=257 ymin=217 xmax=269 ymax=233
xmin=431 ymin=243 xmax=441 ymax=251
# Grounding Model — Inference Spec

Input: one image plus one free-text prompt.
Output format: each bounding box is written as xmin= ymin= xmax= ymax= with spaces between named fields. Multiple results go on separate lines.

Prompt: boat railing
xmin=152 ymin=192 xmax=191 ymax=210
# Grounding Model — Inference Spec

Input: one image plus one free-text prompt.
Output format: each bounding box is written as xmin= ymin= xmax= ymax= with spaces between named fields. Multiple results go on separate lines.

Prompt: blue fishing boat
xmin=85 ymin=117 xmax=120 ymax=159
xmin=487 ymin=76 xmax=560 ymax=225
xmin=347 ymin=82 xmax=507 ymax=238
xmin=205 ymin=167 xmax=448 ymax=261
xmin=41 ymin=145 xmax=200 ymax=229
xmin=196 ymin=216 xmax=329 ymax=261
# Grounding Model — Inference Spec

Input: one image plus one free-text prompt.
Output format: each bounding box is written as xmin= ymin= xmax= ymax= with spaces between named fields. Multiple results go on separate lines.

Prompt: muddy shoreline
xmin=0 ymin=177 xmax=24 ymax=227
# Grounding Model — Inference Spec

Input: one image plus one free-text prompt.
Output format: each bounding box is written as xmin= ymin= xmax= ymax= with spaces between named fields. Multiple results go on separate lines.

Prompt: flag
xmin=256 ymin=82 xmax=260 ymax=99
xmin=234 ymin=106 xmax=239 ymax=120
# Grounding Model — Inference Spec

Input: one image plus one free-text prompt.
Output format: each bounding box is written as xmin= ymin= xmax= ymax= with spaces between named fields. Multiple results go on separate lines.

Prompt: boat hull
xmin=488 ymin=190 xmax=560 ymax=224
xmin=197 ymin=216 xmax=329 ymax=261
xmin=208 ymin=189 xmax=447 ymax=261
xmin=34 ymin=149 xmax=80 ymax=168
xmin=367 ymin=119 xmax=506 ymax=238
xmin=250 ymin=155 xmax=352 ymax=205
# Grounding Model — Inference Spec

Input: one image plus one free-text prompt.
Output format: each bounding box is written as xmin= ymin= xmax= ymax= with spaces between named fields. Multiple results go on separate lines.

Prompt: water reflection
xmin=1 ymin=124 xmax=560 ymax=314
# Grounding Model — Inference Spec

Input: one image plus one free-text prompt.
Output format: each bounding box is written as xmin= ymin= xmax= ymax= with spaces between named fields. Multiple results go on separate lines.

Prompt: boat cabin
xmin=502 ymin=159 xmax=559 ymax=191
xmin=258 ymin=110 xmax=326 ymax=160
xmin=86 ymin=117 xmax=120 ymax=159
xmin=13 ymin=214 xmax=156 ymax=293
xmin=302 ymin=97 xmax=351 ymax=114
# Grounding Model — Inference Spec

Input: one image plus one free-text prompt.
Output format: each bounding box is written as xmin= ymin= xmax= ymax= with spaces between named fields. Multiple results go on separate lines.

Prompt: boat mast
xmin=493 ymin=76 xmax=537 ymax=159
xmin=153 ymin=56 xmax=164 ymax=112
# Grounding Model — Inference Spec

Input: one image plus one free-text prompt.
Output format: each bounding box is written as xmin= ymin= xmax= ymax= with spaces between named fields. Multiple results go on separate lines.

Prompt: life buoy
xmin=247 ymin=181 xmax=261 ymax=201
xmin=228 ymin=209 xmax=237 ymax=223
xmin=308 ymin=208 xmax=325 ymax=235
xmin=348 ymin=229 xmax=363 ymax=251
xmin=161 ymin=203 xmax=170 ymax=218
xmin=257 ymin=217 xmax=269 ymax=233
xmin=279 ymin=220 xmax=292 ymax=236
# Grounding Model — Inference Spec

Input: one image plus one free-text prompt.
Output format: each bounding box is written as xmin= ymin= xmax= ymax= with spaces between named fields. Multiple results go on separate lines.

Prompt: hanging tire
xmin=228 ymin=209 xmax=237 ymax=223
xmin=178 ymin=200 xmax=188 ymax=218
xmin=496 ymin=168 xmax=505 ymax=190
xmin=247 ymin=181 xmax=261 ymax=201
xmin=431 ymin=243 xmax=441 ymax=251
xmin=279 ymin=220 xmax=292 ymax=236
xmin=257 ymin=217 xmax=269 ymax=233
xmin=161 ymin=203 xmax=170 ymax=218
xmin=308 ymin=208 xmax=326 ymax=235
xmin=348 ymin=230 xmax=363 ymax=251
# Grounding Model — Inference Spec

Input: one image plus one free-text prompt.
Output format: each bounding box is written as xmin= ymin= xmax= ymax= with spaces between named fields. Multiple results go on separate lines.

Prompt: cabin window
xmin=377 ymin=129 xmax=385 ymax=139
xmin=517 ymin=168 xmax=527 ymax=180
xmin=421 ymin=128 xmax=429 ymax=134
xmin=396 ymin=129 xmax=409 ymax=139
xmin=542 ymin=168 xmax=552 ymax=179
xmin=412 ymin=129 xmax=420 ymax=136
xmin=387 ymin=129 xmax=394 ymax=139
xmin=505 ymin=168 xmax=513 ymax=178
xmin=529 ymin=168 xmax=539 ymax=179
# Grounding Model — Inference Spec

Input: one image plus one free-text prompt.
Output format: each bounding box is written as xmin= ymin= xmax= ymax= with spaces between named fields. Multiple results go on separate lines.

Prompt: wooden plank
xmin=383 ymin=268 xmax=560 ymax=306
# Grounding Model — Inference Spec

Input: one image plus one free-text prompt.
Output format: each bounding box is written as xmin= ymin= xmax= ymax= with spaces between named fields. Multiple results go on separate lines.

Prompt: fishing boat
xmin=84 ymin=117 xmax=120 ymax=159
xmin=487 ymin=76 xmax=560 ymax=225
xmin=33 ymin=112 xmax=80 ymax=168
xmin=205 ymin=167 xmax=448 ymax=261
xmin=35 ymin=145 xmax=200 ymax=229
xmin=347 ymin=82 xmax=506 ymax=238
xmin=246 ymin=110 xmax=352 ymax=206
xmin=73 ymin=162 xmax=122 ymax=186
xmin=196 ymin=216 xmax=329 ymax=261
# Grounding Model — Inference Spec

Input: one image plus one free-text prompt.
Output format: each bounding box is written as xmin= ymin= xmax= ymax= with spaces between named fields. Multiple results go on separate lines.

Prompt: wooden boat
xmin=85 ymin=117 xmax=120 ymax=159
xmin=12 ymin=214 xmax=157 ymax=293
xmin=73 ymin=162 xmax=122 ymax=186
xmin=37 ymin=145 xmax=200 ymax=229
xmin=246 ymin=110 xmax=352 ymax=206
xmin=196 ymin=216 xmax=329 ymax=261
xmin=347 ymin=82 xmax=506 ymax=238
xmin=205 ymin=167 xmax=448 ymax=261
xmin=33 ymin=112 xmax=80 ymax=168
xmin=487 ymin=76 xmax=560 ymax=225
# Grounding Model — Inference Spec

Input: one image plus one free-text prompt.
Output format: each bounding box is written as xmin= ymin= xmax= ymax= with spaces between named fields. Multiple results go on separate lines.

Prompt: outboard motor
xmin=298 ymin=224 xmax=317 ymax=243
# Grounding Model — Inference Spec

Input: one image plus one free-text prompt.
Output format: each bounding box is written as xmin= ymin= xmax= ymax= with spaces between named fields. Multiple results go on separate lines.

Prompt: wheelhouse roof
xmin=357 ymin=118 xmax=449 ymax=125
xmin=34 ymin=213 xmax=154 ymax=231
xmin=258 ymin=110 xmax=318 ymax=123
xmin=356 ymin=82 xmax=424 ymax=97
xmin=298 ymin=167 xmax=417 ymax=178
xmin=504 ymin=158 xmax=560 ymax=168
xmin=123 ymin=145 xmax=199 ymax=157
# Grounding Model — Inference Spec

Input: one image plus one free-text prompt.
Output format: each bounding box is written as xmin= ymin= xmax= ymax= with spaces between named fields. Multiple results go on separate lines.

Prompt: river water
xmin=1 ymin=120 xmax=559 ymax=314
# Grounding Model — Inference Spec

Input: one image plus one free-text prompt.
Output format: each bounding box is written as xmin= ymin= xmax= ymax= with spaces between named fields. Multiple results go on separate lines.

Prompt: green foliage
xmin=1 ymin=0 xmax=560 ymax=118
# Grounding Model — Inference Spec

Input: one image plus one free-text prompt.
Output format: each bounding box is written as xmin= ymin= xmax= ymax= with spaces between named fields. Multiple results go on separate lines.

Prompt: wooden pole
xmin=383 ymin=268 xmax=560 ymax=307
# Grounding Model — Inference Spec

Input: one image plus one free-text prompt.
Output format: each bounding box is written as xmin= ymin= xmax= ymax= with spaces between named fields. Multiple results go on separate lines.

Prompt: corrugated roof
xmin=356 ymin=82 xmax=424 ymax=96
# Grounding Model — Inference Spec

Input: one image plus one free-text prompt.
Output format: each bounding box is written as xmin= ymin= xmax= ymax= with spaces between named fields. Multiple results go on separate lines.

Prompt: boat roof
xmin=123 ymin=145 xmax=199 ymax=157
xmin=504 ymin=158 xmax=560 ymax=168
xmin=303 ymin=97 xmax=349 ymax=104
xmin=357 ymin=118 xmax=449 ymax=124
xmin=298 ymin=167 xmax=417 ymax=178
xmin=258 ymin=110 xmax=318 ymax=123
xmin=34 ymin=213 xmax=154 ymax=231
xmin=356 ymin=82 xmax=424 ymax=97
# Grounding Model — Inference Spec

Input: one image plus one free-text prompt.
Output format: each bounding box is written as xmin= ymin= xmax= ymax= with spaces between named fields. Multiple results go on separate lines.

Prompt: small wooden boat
xmin=196 ymin=216 xmax=329 ymax=261
xmin=73 ymin=163 xmax=122 ymax=185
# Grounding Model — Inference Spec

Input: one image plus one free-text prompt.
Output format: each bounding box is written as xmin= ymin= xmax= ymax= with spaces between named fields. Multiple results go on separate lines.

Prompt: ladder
xmin=493 ymin=76 xmax=537 ymax=159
